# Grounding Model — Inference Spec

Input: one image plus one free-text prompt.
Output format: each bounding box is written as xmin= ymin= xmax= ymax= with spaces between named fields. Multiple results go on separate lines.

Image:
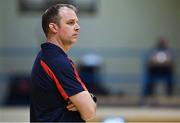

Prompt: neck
xmin=47 ymin=37 xmax=70 ymax=53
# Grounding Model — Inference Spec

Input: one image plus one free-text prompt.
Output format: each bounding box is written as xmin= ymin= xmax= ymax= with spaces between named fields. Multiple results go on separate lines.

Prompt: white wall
xmin=0 ymin=0 xmax=180 ymax=95
xmin=77 ymin=0 xmax=179 ymax=48
xmin=0 ymin=0 xmax=6 ymax=72
xmin=0 ymin=0 xmax=43 ymax=73
xmin=74 ymin=0 xmax=180 ymax=95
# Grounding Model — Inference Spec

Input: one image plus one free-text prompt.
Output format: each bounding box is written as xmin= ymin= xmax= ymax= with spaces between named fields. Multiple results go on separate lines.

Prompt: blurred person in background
xmin=142 ymin=37 xmax=174 ymax=100
xmin=30 ymin=4 xmax=96 ymax=122
xmin=78 ymin=53 xmax=108 ymax=95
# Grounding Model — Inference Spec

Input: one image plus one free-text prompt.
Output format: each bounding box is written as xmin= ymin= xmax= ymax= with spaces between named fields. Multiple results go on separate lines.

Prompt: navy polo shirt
xmin=30 ymin=42 xmax=87 ymax=122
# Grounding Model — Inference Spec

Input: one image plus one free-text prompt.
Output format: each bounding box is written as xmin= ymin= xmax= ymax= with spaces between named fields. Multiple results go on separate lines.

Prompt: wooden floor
xmin=0 ymin=96 xmax=180 ymax=122
xmin=97 ymin=95 xmax=180 ymax=107
xmin=0 ymin=107 xmax=29 ymax=122
xmin=92 ymin=106 xmax=180 ymax=122
xmin=0 ymin=106 xmax=180 ymax=122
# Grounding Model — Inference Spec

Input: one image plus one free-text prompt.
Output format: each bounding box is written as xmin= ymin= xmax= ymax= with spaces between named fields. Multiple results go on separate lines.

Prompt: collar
xmin=41 ymin=42 xmax=67 ymax=57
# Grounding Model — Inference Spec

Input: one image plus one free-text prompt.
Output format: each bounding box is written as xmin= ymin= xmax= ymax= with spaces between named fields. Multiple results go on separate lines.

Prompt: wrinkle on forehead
xmin=59 ymin=7 xmax=78 ymax=20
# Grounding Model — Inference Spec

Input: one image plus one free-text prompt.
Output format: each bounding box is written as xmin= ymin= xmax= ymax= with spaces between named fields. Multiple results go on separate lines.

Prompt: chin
xmin=71 ymin=39 xmax=77 ymax=43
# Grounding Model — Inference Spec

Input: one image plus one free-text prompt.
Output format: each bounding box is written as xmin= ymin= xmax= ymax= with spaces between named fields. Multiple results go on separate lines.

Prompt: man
xmin=142 ymin=37 xmax=174 ymax=98
xmin=30 ymin=4 xmax=96 ymax=122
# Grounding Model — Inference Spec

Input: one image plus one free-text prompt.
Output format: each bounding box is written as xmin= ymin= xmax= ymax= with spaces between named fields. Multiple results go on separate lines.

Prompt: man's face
xmin=57 ymin=7 xmax=80 ymax=45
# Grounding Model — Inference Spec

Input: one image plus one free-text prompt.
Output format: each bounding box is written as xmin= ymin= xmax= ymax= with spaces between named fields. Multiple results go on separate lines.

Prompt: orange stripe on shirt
xmin=70 ymin=62 xmax=88 ymax=91
xmin=40 ymin=60 xmax=69 ymax=100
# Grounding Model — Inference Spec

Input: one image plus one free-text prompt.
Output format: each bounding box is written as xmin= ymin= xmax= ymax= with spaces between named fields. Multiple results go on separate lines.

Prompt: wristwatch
xmin=90 ymin=93 xmax=97 ymax=103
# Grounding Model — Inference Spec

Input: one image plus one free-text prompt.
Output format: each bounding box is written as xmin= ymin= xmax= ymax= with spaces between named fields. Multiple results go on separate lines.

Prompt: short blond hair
xmin=42 ymin=4 xmax=77 ymax=37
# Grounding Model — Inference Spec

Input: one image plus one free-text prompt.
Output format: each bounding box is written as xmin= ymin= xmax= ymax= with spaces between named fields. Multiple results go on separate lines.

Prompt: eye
xmin=67 ymin=21 xmax=75 ymax=25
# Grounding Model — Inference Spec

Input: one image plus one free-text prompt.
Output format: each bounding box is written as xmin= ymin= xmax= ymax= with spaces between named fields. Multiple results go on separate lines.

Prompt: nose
xmin=75 ymin=23 xmax=80 ymax=32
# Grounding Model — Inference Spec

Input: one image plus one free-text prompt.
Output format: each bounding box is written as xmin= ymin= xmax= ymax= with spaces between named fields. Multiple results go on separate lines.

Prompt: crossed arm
xmin=67 ymin=91 xmax=97 ymax=121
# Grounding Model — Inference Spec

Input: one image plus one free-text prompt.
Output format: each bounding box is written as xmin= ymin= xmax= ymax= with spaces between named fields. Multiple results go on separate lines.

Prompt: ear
xmin=49 ymin=23 xmax=58 ymax=34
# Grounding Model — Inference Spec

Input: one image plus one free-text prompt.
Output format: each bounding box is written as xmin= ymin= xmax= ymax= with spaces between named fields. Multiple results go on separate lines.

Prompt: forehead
xmin=58 ymin=7 xmax=78 ymax=21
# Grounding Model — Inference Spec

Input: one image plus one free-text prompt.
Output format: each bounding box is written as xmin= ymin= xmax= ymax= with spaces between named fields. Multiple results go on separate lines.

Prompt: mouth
xmin=72 ymin=34 xmax=78 ymax=37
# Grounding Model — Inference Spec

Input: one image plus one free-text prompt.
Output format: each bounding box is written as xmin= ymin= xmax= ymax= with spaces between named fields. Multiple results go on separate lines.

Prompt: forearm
xmin=69 ymin=91 xmax=97 ymax=121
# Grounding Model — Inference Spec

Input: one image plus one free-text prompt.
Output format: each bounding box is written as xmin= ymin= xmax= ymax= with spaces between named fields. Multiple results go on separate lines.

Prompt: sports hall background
xmin=0 ymin=0 xmax=180 ymax=122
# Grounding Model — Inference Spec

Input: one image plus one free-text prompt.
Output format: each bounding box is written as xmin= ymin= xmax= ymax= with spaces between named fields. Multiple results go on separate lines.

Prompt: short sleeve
xmin=40 ymin=58 xmax=87 ymax=101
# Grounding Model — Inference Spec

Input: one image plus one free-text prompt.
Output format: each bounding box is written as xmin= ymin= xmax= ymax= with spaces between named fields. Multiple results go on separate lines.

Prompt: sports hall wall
xmin=0 ymin=0 xmax=180 ymax=97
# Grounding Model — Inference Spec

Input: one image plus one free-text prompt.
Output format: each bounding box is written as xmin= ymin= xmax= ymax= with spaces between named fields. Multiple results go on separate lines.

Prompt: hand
xmin=66 ymin=101 xmax=77 ymax=111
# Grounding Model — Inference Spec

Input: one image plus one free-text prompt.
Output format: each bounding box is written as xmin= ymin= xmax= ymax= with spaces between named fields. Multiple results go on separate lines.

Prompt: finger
xmin=66 ymin=103 xmax=75 ymax=109
xmin=68 ymin=107 xmax=77 ymax=111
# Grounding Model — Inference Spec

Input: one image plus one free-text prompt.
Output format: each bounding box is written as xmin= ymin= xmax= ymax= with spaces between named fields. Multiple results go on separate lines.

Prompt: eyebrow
xmin=67 ymin=18 xmax=79 ymax=22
